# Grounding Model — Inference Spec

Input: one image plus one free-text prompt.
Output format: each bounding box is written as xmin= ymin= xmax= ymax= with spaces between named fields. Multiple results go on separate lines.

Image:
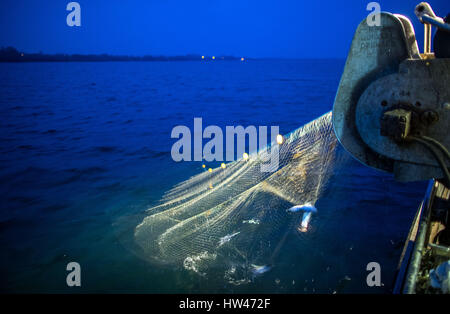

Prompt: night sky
xmin=0 ymin=0 xmax=448 ymax=58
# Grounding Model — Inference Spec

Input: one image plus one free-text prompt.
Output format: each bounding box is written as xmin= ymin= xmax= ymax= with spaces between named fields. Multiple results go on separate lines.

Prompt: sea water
xmin=0 ymin=60 xmax=427 ymax=293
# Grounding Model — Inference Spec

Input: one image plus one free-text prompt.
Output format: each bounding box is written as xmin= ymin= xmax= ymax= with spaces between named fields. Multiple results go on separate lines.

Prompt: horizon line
xmin=0 ymin=46 xmax=346 ymax=61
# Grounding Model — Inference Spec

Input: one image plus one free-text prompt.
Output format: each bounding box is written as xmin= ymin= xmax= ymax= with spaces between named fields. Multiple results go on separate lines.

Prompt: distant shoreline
xmin=0 ymin=47 xmax=344 ymax=62
xmin=0 ymin=47 xmax=242 ymax=63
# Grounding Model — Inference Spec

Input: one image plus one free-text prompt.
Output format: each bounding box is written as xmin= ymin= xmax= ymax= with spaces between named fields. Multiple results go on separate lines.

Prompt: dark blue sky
xmin=0 ymin=0 xmax=448 ymax=58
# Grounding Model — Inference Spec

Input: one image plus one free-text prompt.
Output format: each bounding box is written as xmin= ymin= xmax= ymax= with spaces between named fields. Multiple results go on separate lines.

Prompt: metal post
xmin=424 ymin=23 xmax=431 ymax=54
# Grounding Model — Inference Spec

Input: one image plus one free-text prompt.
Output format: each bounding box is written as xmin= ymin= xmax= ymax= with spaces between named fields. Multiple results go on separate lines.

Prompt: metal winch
xmin=332 ymin=2 xmax=450 ymax=187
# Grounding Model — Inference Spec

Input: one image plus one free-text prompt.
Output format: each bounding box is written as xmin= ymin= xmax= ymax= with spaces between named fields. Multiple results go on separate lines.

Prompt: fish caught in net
xmin=135 ymin=112 xmax=345 ymax=283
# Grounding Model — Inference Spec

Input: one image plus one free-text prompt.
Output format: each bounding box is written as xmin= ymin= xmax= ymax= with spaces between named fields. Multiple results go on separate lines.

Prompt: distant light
xmin=208 ymin=168 xmax=213 ymax=173
xmin=209 ymin=184 xmax=213 ymax=189
xmin=276 ymin=134 xmax=284 ymax=145
xmin=201 ymin=56 xmax=205 ymax=59
xmin=221 ymin=163 xmax=226 ymax=169
xmin=21 ymin=53 xmax=24 ymax=57
xmin=243 ymin=153 xmax=249 ymax=160
xmin=202 ymin=164 xmax=206 ymax=168
xmin=241 ymin=57 xmax=244 ymax=61
xmin=212 ymin=56 xmax=215 ymax=60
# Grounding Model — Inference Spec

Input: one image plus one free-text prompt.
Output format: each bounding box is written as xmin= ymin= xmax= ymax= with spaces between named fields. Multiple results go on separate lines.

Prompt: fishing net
xmin=135 ymin=112 xmax=345 ymax=283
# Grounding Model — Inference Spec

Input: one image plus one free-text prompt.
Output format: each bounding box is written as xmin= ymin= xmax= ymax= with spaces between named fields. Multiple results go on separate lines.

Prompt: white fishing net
xmin=135 ymin=112 xmax=345 ymax=283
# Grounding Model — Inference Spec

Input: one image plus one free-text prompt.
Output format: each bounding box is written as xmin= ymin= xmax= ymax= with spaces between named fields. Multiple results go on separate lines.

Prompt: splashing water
xmin=135 ymin=112 xmax=344 ymax=282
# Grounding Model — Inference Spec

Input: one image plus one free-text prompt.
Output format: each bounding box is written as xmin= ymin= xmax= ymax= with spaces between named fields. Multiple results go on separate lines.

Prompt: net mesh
xmin=135 ymin=112 xmax=345 ymax=282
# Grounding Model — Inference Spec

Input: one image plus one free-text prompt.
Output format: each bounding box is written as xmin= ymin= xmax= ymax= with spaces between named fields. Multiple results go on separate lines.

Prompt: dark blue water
xmin=0 ymin=60 xmax=427 ymax=293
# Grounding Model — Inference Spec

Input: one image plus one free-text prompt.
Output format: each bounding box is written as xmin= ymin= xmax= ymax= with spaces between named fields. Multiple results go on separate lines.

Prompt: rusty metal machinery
xmin=332 ymin=4 xmax=450 ymax=187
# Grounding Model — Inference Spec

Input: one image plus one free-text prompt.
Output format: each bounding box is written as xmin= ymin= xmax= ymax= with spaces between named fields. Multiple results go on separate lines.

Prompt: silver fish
xmin=287 ymin=203 xmax=317 ymax=232
xmin=287 ymin=203 xmax=317 ymax=213
xmin=218 ymin=231 xmax=240 ymax=246
xmin=251 ymin=264 xmax=272 ymax=276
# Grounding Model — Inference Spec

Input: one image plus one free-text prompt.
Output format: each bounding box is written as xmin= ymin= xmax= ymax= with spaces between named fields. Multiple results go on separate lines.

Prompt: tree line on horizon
xmin=0 ymin=47 xmax=241 ymax=62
